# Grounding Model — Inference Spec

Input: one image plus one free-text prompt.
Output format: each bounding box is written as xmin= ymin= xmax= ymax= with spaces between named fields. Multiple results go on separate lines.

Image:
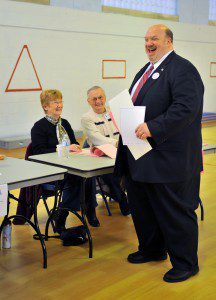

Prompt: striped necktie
xmin=132 ymin=64 xmax=154 ymax=104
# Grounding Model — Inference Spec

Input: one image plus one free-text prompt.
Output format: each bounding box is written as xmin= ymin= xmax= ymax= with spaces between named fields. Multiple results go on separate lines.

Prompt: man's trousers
xmin=125 ymin=174 xmax=200 ymax=271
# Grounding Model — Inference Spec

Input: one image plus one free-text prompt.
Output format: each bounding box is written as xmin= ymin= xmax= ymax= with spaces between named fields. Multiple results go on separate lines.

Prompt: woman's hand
xmin=69 ymin=144 xmax=81 ymax=152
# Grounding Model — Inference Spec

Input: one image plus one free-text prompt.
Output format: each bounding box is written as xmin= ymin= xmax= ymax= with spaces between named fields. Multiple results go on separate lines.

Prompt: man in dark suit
xmin=115 ymin=24 xmax=204 ymax=283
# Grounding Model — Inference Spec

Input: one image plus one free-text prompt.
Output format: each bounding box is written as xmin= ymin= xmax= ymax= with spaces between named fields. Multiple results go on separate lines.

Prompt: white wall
xmin=0 ymin=0 xmax=216 ymax=138
xmin=178 ymin=0 xmax=209 ymax=24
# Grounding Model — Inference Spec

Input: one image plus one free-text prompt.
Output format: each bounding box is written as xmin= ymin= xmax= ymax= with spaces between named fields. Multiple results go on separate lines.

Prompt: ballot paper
xmin=77 ymin=149 xmax=98 ymax=157
xmin=108 ymin=89 xmax=152 ymax=160
xmin=78 ymin=144 xmax=117 ymax=159
xmin=120 ymin=107 xmax=146 ymax=145
xmin=96 ymin=144 xmax=117 ymax=159
xmin=108 ymin=89 xmax=133 ymax=131
xmin=0 ymin=184 xmax=8 ymax=216
xmin=128 ymin=144 xmax=152 ymax=160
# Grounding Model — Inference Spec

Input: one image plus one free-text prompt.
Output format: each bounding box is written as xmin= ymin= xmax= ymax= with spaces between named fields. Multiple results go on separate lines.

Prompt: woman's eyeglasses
xmin=51 ymin=100 xmax=64 ymax=105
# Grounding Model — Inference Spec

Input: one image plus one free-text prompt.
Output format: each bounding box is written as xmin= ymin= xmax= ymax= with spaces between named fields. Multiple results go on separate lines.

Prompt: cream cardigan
xmin=81 ymin=107 xmax=119 ymax=147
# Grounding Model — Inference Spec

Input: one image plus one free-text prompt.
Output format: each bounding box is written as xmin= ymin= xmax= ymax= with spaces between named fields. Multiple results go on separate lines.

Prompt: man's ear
xmin=167 ymin=38 xmax=172 ymax=46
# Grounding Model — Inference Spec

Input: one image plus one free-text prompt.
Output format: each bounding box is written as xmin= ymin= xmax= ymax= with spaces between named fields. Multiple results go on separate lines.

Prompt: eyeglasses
xmin=50 ymin=100 xmax=64 ymax=105
xmin=89 ymin=96 xmax=104 ymax=102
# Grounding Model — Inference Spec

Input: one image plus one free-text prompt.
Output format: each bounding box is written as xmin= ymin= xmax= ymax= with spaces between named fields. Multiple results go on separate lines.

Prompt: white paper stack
xmin=108 ymin=89 xmax=152 ymax=160
xmin=120 ymin=107 xmax=146 ymax=145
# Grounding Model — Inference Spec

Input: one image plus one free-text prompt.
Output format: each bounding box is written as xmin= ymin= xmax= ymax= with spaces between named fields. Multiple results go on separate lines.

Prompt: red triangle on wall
xmin=5 ymin=45 xmax=42 ymax=92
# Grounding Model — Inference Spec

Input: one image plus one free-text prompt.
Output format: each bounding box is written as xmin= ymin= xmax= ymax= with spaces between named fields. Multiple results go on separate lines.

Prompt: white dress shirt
xmin=131 ymin=50 xmax=173 ymax=98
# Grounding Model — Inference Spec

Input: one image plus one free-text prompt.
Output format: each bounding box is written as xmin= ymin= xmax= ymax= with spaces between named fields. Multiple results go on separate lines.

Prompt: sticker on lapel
xmin=104 ymin=113 xmax=110 ymax=120
xmin=152 ymin=72 xmax=160 ymax=80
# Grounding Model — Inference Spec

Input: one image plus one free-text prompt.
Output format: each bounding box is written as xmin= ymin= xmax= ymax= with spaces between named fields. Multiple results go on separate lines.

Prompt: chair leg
xmin=42 ymin=196 xmax=57 ymax=232
xmin=96 ymin=177 xmax=112 ymax=216
xmin=198 ymin=197 xmax=204 ymax=221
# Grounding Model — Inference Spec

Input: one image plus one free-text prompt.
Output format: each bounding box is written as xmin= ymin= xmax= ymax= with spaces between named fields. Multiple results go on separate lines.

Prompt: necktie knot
xmin=149 ymin=63 xmax=154 ymax=72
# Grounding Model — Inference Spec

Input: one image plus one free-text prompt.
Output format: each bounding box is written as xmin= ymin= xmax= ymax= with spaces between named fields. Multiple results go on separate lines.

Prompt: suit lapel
xmin=135 ymin=51 xmax=176 ymax=106
xmin=129 ymin=64 xmax=149 ymax=94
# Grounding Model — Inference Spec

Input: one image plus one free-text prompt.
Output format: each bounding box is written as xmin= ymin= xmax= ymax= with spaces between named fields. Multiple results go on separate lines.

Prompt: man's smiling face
xmin=145 ymin=25 xmax=173 ymax=64
xmin=87 ymin=88 xmax=106 ymax=114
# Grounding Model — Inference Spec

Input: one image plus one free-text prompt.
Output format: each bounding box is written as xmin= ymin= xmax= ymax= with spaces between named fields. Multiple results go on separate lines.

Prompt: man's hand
xmin=135 ymin=123 xmax=152 ymax=140
xmin=69 ymin=144 xmax=81 ymax=152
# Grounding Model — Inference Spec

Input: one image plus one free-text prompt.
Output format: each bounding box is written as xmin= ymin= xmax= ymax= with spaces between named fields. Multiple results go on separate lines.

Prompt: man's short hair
xmin=87 ymin=86 xmax=105 ymax=98
xmin=40 ymin=89 xmax=62 ymax=107
xmin=153 ymin=24 xmax=173 ymax=43
xmin=165 ymin=28 xmax=173 ymax=43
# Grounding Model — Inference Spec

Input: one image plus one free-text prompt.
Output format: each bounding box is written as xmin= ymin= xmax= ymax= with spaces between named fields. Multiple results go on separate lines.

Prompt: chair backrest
xmin=25 ymin=142 xmax=33 ymax=160
xmin=96 ymin=177 xmax=111 ymax=195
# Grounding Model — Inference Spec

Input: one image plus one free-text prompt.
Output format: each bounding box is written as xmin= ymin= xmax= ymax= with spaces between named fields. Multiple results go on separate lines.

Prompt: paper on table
xmin=76 ymin=149 xmax=98 ymax=157
xmin=78 ymin=144 xmax=117 ymax=159
xmin=121 ymin=107 xmax=146 ymax=145
xmin=0 ymin=184 xmax=8 ymax=217
xmin=108 ymin=89 xmax=133 ymax=133
xmin=96 ymin=144 xmax=117 ymax=159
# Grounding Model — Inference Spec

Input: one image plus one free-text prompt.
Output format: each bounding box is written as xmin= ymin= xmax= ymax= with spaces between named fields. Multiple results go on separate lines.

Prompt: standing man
xmin=81 ymin=86 xmax=130 ymax=216
xmin=115 ymin=24 xmax=204 ymax=283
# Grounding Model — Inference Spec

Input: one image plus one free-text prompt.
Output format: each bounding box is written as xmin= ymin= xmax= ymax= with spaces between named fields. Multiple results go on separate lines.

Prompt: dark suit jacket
xmin=115 ymin=51 xmax=204 ymax=183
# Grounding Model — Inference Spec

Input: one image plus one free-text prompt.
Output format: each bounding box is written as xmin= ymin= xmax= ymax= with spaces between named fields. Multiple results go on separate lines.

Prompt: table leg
xmin=0 ymin=194 xmax=10 ymax=246
xmin=0 ymin=192 xmax=47 ymax=268
xmin=45 ymin=181 xmax=61 ymax=240
xmin=81 ymin=177 xmax=93 ymax=258
xmin=96 ymin=176 xmax=112 ymax=216
xmin=44 ymin=179 xmax=93 ymax=258
xmin=32 ymin=186 xmax=47 ymax=269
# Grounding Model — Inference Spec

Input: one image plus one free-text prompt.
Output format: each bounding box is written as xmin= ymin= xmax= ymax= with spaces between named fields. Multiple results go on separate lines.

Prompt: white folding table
xmin=0 ymin=157 xmax=66 ymax=268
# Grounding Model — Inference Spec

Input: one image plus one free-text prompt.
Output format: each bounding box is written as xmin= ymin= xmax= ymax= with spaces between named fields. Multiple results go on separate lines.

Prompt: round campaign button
xmin=152 ymin=72 xmax=160 ymax=80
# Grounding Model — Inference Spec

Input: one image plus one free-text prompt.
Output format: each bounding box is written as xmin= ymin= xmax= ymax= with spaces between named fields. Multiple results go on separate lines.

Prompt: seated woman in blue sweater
xmin=31 ymin=89 xmax=99 ymax=231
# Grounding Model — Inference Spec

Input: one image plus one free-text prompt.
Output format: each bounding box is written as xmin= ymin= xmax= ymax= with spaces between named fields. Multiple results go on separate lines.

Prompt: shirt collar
xmin=152 ymin=50 xmax=173 ymax=70
xmin=45 ymin=115 xmax=60 ymax=125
